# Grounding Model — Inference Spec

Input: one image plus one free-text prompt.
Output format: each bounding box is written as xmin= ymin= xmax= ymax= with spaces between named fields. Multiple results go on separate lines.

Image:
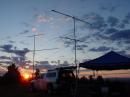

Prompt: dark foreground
xmin=0 ymin=83 xmax=71 ymax=97
xmin=0 ymin=80 xmax=130 ymax=97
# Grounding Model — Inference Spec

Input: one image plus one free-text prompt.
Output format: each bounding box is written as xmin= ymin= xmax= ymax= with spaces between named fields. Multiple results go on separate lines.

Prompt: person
xmin=96 ymin=75 xmax=104 ymax=84
xmin=89 ymin=75 xmax=94 ymax=82
xmin=35 ymin=68 xmax=40 ymax=79
xmin=80 ymin=76 xmax=88 ymax=83
xmin=3 ymin=63 xmax=21 ymax=84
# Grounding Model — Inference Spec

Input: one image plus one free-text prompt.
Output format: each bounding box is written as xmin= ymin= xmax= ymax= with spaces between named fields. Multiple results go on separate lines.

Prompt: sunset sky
xmin=0 ymin=0 xmax=130 ymax=66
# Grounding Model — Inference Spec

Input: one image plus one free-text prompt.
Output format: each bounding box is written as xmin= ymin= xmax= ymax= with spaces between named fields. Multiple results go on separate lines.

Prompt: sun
xmin=23 ymin=73 xmax=30 ymax=80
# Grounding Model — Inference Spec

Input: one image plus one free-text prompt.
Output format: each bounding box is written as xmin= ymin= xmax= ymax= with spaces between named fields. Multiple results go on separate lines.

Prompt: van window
xmin=46 ymin=72 xmax=56 ymax=77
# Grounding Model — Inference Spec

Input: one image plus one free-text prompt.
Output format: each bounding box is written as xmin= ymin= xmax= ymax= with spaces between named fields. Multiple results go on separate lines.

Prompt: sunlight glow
xmin=19 ymin=67 xmax=33 ymax=81
xmin=22 ymin=73 xmax=30 ymax=80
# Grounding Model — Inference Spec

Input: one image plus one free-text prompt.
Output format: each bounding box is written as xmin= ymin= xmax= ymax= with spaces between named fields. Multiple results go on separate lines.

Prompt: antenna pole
xmin=33 ymin=35 xmax=36 ymax=75
xmin=52 ymin=10 xmax=91 ymax=97
xmin=27 ymin=34 xmax=43 ymax=76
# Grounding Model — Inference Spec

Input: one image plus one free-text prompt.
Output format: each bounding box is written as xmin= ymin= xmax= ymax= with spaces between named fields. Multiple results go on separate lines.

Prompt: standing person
xmin=35 ymin=68 xmax=40 ymax=79
xmin=3 ymin=63 xmax=21 ymax=84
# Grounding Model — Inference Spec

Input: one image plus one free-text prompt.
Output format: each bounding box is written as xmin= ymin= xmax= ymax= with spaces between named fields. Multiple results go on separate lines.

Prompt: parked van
xmin=31 ymin=66 xmax=76 ymax=94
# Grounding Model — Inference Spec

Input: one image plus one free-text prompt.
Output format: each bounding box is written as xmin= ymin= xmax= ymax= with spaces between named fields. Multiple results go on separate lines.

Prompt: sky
xmin=0 ymin=0 xmax=130 ymax=66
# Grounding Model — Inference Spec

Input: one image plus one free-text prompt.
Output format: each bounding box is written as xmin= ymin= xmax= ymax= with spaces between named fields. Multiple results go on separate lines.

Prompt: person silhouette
xmin=3 ymin=63 xmax=21 ymax=84
xmin=35 ymin=68 xmax=40 ymax=79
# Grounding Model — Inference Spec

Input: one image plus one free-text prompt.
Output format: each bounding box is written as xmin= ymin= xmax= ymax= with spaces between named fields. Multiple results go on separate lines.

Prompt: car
xmin=30 ymin=66 xmax=76 ymax=95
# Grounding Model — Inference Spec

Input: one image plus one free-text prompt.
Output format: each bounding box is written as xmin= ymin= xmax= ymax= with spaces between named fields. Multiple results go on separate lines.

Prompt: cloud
xmin=0 ymin=44 xmax=30 ymax=65
xmin=78 ymin=35 xmax=91 ymax=42
xmin=104 ymin=28 xmax=118 ymax=34
xmin=126 ymin=47 xmax=130 ymax=50
xmin=59 ymin=15 xmax=72 ymax=23
xmin=89 ymin=46 xmax=111 ymax=52
xmin=86 ymin=33 xmax=110 ymax=42
xmin=99 ymin=5 xmax=116 ymax=12
xmin=31 ymin=27 xmax=43 ymax=35
xmin=80 ymin=12 xmax=130 ymax=43
xmin=110 ymin=29 xmax=130 ymax=42
xmin=36 ymin=14 xmax=53 ymax=23
xmin=32 ymin=27 xmax=37 ymax=32
xmin=82 ymin=13 xmax=107 ymax=31
xmin=126 ymin=12 xmax=130 ymax=20
xmin=61 ymin=36 xmax=88 ymax=51
xmin=60 ymin=11 xmax=130 ymax=53
xmin=13 ymin=48 xmax=30 ymax=57
xmin=118 ymin=23 xmax=125 ymax=29
xmin=90 ymin=29 xmax=130 ymax=45
xmin=8 ymin=40 xmax=16 ymax=43
xmin=89 ymin=29 xmax=130 ymax=51
xmin=0 ymin=44 xmax=30 ymax=59
xmin=0 ymin=56 xmax=11 ymax=60
xmin=117 ymin=50 xmax=130 ymax=58
xmin=6 ymin=36 xmax=11 ymax=39
xmin=116 ymin=12 xmax=130 ymax=29
xmin=81 ymin=12 xmax=130 ymax=32
xmin=19 ymin=30 xmax=29 ymax=35
xmin=0 ymin=44 xmax=13 ymax=53
xmin=124 ymin=13 xmax=130 ymax=23
xmin=0 ymin=61 xmax=12 ymax=64
xmin=11 ymin=56 xmax=27 ymax=65
xmin=64 ymin=40 xmax=73 ymax=48
xmin=74 ymin=44 xmax=88 ymax=51
xmin=19 ymin=41 xmax=29 ymax=45
xmin=107 ymin=16 xmax=119 ymax=27
xmin=22 ymin=22 xmax=31 ymax=27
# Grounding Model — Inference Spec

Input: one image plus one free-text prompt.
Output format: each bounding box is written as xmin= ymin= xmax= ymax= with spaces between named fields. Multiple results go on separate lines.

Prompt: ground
xmin=0 ymin=83 xmax=72 ymax=97
xmin=0 ymin=80 xmax=130 ymax=97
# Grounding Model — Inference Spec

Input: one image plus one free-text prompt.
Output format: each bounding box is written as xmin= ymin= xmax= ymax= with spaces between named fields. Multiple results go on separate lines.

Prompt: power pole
xmin=52 ymin=10 xmax=91 ymax=97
